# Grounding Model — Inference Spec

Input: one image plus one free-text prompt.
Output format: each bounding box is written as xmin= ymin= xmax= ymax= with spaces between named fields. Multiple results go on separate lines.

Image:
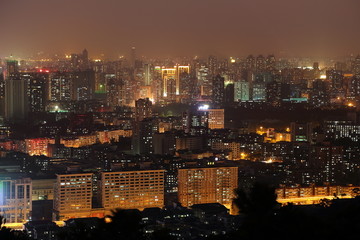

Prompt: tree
xmin=104 ymin=208 xmax=144 ymax=240
xmin=233 ymin=182 xmax=279 ymax=216
xmin=0 ymin=216 xmax=29 ymax=240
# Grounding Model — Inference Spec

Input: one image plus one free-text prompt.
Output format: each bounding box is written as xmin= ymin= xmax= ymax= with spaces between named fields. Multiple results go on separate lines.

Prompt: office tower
xmin=26 ymin=73 xmax=48 ymax=112
xmin=212 ymin=74 xmax=225 ymax=106
xmin=234 ymin=81 xmax=250 ymax=102
xmin=50 ymin=72 xmax=72 ymax=101
xmin=178 ymin=167 xmax=238 ymax=208
xmin=144 ymin=63 xmax=152 ymax=86
xmin=53 ymin=173 xmax=93 ymax=221
xmin=0 ymin=176 xmax=32 ymax=223
xmin=256 ymin=55 xmax=265 ymax=71
xmin=135 ymin=98 xmax=152 ymax=122
xmin=166 ymin=78 xmax=177 ymax=101
xmin=161 ymin=65 xmax=190 ymax=99
xmin=5 ymin=61 xmax=28 ymax=121
xmin=99 ymin=170 xmax=165 ymax=210
xmin=196 ymin=65 xmax=211 ymax=96
xmin=208 ymin=109 xmax=224 ymax=129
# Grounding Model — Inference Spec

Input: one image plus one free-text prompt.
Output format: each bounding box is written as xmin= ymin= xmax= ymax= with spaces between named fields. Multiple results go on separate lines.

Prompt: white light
xmin=198 ymin=104 xmax=209 ymax=111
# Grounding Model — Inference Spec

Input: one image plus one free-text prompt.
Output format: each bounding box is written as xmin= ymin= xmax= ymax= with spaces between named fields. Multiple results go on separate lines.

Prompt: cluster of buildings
xmin=1 ymin=51 xmax=360 ymax=239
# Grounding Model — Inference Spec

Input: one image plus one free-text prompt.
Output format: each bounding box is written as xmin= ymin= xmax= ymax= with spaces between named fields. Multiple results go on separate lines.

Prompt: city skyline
xmin=1 ymin=0 xmax=360 ymax=58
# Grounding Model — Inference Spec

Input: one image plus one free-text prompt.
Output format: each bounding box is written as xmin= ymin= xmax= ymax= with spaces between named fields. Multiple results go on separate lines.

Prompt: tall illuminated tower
xmin=161 ymin=65 xmax=190 ymax=98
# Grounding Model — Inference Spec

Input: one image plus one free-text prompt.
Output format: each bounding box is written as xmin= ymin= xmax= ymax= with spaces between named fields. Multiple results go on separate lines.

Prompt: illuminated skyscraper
xmin=144 ymin=63 xmax=152 ymax=86
xmin=49 ymin=72 xmax=72 ymax=101
xmin=161 ymin=65 xmax=190 ymax=99
xmin=25 ymin=73 xmax=48 ymax=112
xmin=178 ymin=167 xmax=238 ymax=208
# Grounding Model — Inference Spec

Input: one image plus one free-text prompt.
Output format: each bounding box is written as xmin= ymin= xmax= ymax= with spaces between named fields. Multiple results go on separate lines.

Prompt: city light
xmin=198 ymin=104 xmax=209 ymax=111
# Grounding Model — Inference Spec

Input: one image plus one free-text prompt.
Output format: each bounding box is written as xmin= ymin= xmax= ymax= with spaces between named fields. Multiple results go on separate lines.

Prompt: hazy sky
xmin=1 ymin=0 xmax=360 ymax=59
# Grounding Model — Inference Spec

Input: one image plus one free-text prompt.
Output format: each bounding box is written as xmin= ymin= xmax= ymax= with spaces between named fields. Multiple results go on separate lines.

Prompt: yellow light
xmin=348 ymin=103 xmax=354 ymax=107
xmin=286 ymin=127 xmax=290 ymax=132
xmin=320 ymin=74 xmax=327 ymax=79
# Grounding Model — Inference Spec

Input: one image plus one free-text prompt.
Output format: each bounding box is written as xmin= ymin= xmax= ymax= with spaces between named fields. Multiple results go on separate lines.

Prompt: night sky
xmin=1 ymin=0 xmax=360 ymax=58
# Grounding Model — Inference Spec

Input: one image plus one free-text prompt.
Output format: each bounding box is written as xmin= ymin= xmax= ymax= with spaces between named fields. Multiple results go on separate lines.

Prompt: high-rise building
xmin=99 ymin=170 xmax=165 ymax=211
xmin=234 ymin=81 xmax=250 ymax=102
xmin=256 ymin=55 xmax=265 ymax=71
xmin=266 ymin=55 xmax=276 ymax=71
xmin=326 ymin=70 xmax=344 ymax=90
xmin=72 ymin=70 xmax=95 ymax=101
xmin=144 ymin=63 xmax=152 ymax=86
xmin=212 ymin=74 xmax=225 ymax=106
xmin=252 ymin=82 xmax=266 ymax=101
xmin=246 ymin=55 xmax=255 ymax=70
xmin=153 ymin=132 xmax=176 ymax=155
xmin=0 ymin=176 xmax=32 ymax=223
xmin=5 ymin=61 xmax=28 ymax=121
xmin=130 ymin=47 xmax=136 ymax=69
xmin=161 ymin=65 xmax=190 ymax=99
xmin=138 ymin=118 xmax=156 ymax=154
xmin=25 ymin=73 xmax=48 ymax=112
xmin=0 ymin=73 xmax=5 ymax=117
xmin=178 ymin=167 xmax=238 ymax=208
xmin=290 ymin=122 xmax=313 ymax=142
xmin=53 ymin=173 xmax=93 ymax=221
xmin=49 ymin=72 xmax=72 ymax=101
xmin=353 ymin=55 xmax=360 ymax=77
xmin=135 ymin=98 xmax=152 ymax=122
xmin=208 ymin=109 xmax=225 ymax=129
